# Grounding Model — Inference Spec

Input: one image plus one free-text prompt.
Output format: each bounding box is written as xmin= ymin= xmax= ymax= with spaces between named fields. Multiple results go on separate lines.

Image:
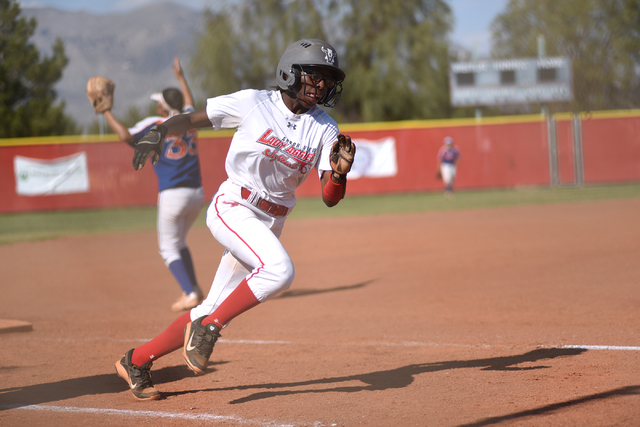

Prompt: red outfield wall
xmin=553 ymin=111 xmax=640 ymax=186
xmin=1 ymin=110 xmax=639 ymax=213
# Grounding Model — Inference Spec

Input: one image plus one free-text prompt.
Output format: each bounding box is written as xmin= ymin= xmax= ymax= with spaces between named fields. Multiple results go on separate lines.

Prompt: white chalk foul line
xmin=220 ymin=341 xmax=640 ymax=352
xmin=28 ymin=338 xmax=640 ymax=351
xmin=560 ymin=345 xmax=640 ymax=351
xmin=0 ymin=404 xmax=306 ymax=427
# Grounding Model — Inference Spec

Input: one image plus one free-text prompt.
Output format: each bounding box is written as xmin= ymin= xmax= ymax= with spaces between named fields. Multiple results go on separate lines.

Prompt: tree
xmin=190 ymin=0 xmax=454 ymax=123
xmin=190 ymin=9 xmax=242 ymax=98
xmin=191 ymin=0 xmax=332 ymax=98
xmin=0 ymin=0 xmax=78 ymax=137
xmin=339 ymin=0 xmax=453 ymax=122
xmin=491 ymin=0 xmax=640 ymax=113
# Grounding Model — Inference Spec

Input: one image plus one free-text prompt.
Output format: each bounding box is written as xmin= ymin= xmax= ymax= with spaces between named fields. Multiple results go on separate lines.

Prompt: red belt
xmin=241 ymin=187 xmax=290 ymax=217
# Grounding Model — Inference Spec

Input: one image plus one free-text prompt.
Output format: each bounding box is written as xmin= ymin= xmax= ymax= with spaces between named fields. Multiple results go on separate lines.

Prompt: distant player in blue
xmin=437 ymin=136 xmax=460 ymax=197
xmin=102 ymin=57 xmax=205 ymax=311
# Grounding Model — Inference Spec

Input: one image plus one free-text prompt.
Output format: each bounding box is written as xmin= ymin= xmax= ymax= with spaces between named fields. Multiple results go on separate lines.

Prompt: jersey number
xmin=165 ymin=130 xmax=198 ymax=160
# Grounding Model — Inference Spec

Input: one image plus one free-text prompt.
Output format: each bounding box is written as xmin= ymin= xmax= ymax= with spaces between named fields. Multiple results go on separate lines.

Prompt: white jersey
xmin=206 ymin=89 xmax=339 ymax=208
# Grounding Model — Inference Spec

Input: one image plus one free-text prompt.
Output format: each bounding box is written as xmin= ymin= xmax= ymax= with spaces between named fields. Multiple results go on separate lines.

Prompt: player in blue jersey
xmin=437 ymin=136 xmax=461 ymax=197
xmin=102 ymin=57 xmax=205 ymax=311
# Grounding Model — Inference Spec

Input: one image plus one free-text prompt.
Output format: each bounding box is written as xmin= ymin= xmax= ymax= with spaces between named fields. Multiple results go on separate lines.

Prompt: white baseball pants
xmin=157 ymin=186 xmax=205 ymax=265
xmin=191 ymin=180 xmax=295 ymax=320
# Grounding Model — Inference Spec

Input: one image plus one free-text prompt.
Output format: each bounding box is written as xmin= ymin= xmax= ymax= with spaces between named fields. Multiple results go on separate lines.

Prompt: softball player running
xmin=102 ymin=57 xmax=205 ymax=312
xmin=114 ymin=39 xmax=356 ymax=401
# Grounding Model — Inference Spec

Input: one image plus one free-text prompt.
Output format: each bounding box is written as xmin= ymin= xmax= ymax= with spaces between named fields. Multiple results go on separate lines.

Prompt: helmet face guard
xmin=289 ymin=65 xmax=343 ymax=108
xmin=276 ymin=39 xmax=345 ymax=108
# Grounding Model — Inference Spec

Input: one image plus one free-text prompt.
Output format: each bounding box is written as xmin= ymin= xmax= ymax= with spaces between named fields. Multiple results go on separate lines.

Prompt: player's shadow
xmin=166 ymin=347 xmax=587 ymax=404
xmin=275 ymin=279 xmax=373 ymax=298
xmin=0 ymin=361 xmax=226 ymax=408
xmin=0 ymin=347 xmax=604 ymax=415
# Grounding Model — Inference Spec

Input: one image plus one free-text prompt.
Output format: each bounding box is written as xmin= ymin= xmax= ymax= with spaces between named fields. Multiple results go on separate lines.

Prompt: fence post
xmin=546 ymin=114 xmax=558 ymax=187
xmin=572 ymin=114 xmax=584 ymax=185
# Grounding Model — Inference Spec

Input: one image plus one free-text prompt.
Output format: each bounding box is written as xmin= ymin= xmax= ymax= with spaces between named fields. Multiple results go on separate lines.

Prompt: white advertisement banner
xmin=14 ymin=152 xmax=90 ymax=196
xmin=349 ymin=137 xmax=398 ymax=180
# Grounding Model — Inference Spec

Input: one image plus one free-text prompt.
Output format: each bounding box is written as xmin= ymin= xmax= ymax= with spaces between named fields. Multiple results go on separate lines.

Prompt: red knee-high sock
xmin=204 ymin=279 xmax=260 ymax=328
xmin=132 ymin=312 xmax=191 ymax=366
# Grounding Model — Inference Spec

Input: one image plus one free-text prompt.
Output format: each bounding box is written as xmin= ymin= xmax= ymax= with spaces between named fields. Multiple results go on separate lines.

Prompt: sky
xmin=17 ymin=0 xmax=510 ymax=58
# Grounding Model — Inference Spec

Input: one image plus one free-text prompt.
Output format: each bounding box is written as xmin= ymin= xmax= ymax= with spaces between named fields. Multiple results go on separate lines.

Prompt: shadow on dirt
xmin=0 ymin=361 xmax=225 ymax=407
xmin=169 ymin=347 xmax=589 ymax=404
xmin=457 ymin=384 xmax=640 ymax=427
xmin=275 ymin=280 xmax=374 ymax=298
xmin=4 ymin=345 xmax=626 ymax=423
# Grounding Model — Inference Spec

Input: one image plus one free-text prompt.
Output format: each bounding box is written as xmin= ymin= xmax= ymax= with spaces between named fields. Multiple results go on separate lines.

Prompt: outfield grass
xmin=1 ymin=183 xmax=638 ymax=245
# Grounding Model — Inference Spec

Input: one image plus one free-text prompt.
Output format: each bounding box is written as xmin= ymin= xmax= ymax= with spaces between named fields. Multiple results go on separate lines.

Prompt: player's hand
xmin=330 ymin=134 xmax=356 ymax=179
xmin=172 ymin=57 xmax=183 ymax=79
xmin=86 ymin=76 xmax=115 ymax=114
xmin=132 ymin=124 xmax=167 ymax=170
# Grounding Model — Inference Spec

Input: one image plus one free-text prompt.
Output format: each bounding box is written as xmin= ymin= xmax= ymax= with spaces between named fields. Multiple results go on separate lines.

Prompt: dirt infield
xmin=1 ymin=198 xmax=639 ymax=426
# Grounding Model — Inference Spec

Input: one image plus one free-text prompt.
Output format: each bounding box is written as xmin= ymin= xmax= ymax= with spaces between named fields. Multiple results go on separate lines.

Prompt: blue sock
xmin=179 ymin=247 xmax=198 ymax=289
xmin=168 ymin=259 xmax=195 ymax=294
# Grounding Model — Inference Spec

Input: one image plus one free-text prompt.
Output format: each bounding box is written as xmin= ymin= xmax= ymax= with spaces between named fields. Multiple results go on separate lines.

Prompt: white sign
xmin=348 ymin=137 xmax=398 ymax=180
xmin=14 ymin=152 xmax=90 ymax=196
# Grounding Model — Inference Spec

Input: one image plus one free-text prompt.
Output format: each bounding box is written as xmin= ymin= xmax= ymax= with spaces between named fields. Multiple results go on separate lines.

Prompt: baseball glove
xmin=330 ymin=134 xmax=356 ymax=178
xmin=86 ymin=76 xmax=115 ymax=114
xmin=436 ymin=170 xmax=442 ymax=180
xmin=132 ymin=124 xmax=168 ymax=170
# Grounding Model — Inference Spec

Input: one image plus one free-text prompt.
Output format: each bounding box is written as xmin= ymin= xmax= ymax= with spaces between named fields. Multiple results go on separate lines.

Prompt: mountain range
xmin=21 ymin=2 xmax=204 ymax=131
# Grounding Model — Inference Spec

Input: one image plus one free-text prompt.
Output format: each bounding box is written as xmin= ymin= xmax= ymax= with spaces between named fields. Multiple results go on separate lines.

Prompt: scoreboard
xmin=449 ymin=57 xmax=574 ymax=107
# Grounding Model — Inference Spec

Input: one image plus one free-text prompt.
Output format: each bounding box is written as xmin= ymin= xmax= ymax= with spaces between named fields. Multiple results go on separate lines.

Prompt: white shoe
xmin=171 ymin=289 xmax=203 ymax=311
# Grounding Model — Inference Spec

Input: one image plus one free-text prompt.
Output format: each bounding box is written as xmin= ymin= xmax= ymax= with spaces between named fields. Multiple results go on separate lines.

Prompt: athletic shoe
xmin=115 ymin=348 xmax=161 ymax=401
xmin=183 ymin=315 xmax=221 ymax=375
xmin=171 ymin=288 xmax=203 ymax=312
